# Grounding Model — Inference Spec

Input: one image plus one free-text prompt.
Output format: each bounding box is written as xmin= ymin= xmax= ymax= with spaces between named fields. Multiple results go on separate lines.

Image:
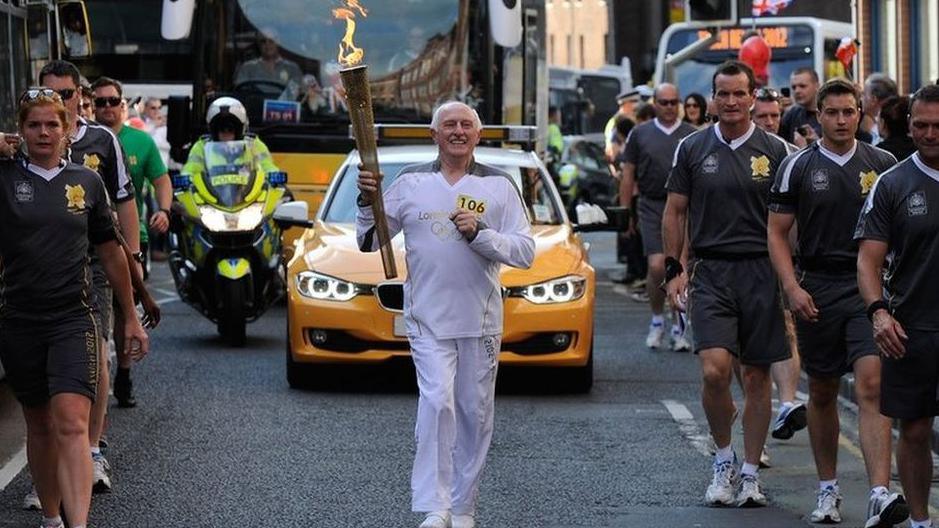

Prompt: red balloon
xmin=738 ymin=35 xmax=772 ymax=84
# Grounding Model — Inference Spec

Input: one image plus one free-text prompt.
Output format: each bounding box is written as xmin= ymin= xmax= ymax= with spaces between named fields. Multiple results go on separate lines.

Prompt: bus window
xmin=1 ymin=8 xmax=29 ymax=130
xmin=27 ymin=6 xmax=50 ymax=60
xmin=59 ymin=2 xmax=91 ymax=58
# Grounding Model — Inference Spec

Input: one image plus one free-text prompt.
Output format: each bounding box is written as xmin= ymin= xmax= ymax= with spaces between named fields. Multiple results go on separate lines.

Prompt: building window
xmin=579 ymin=35 xmax=585 ymax=68
xmin=566 ymin=34 xmax=572 ymax=65
xmin=550 ymin=34 xmax=555 ymax=65
xmin=922 ymin=0 xmax=939 ymax=85
xmin=880 ymin=0 xmax=898 ymax=81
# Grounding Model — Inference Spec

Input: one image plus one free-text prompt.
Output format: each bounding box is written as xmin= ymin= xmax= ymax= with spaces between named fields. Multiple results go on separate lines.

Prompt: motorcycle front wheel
xmin=217 ymin=282 xmax=247 ymax=347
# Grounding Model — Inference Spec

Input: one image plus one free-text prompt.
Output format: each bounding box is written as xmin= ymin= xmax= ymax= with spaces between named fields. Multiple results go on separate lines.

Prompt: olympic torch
xmin=334 ymin=1 xmax=397 ymax=279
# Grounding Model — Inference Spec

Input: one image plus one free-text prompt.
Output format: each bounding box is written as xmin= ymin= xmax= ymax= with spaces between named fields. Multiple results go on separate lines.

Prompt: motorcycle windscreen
xmin=201 ymin=141 xmax=260 ymax=208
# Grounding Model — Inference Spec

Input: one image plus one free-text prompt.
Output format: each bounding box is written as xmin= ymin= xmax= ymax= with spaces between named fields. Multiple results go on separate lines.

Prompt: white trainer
xmin=23 ymin=486 xmax=41 ymax=510
xmin=419 ymin=511 xmax=451 ymax=528
xmin=645 ymin=322 xmax=666 ymax=349
xmin=452 ymin=514 xmax=475 ymax=528
xmin=736 ymin=474 xmax=768 ymax=507
xmin=671 ymin=326 xmax=692 ymax=352
xmin=865 ymin=490 xmax=909 ymax=527
xmin=92 ymin=453 xmax=112 ymax=493
xmin=810 ymin=485 xmax=843 ymax=523
xmin=705 ymin=458 xmax=738 ymax=506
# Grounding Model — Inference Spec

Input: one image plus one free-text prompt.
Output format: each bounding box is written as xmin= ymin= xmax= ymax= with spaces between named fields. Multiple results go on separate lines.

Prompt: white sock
xmin=869 ymin=485 xmax=888 ymax=497
xmin=715 ymin=444 xmax=734 ymax=463
xmin=910 ymin=520 xmax=933 ymax=528
xmin=90 ymin=446 xmax=101 ymax=456
xmin=741 ymin=462 xmax=759 ymax=477
xmin=41 ymin=517 xmax=62 ymax=528
xmin=819 ymin=479 xmax=838 ymax=491
xmin=651 ymin=314 xmax=665 ymax=326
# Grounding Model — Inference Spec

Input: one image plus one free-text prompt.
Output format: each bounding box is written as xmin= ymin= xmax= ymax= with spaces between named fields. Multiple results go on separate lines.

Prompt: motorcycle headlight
xmin=509 ymin=275 xmax=587 ymax=304
xmin=199 ymin=203 xmax=265 ymax=232
xmin=296 ymin=271 xmax=361 ymax=302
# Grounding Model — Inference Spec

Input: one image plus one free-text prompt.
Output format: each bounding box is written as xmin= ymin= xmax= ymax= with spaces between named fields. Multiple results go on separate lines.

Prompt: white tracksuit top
xmin=356 ymin=159 xmax=535 ymax=339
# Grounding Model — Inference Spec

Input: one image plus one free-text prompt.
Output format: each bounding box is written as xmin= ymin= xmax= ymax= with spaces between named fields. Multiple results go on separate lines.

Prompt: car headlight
xmin=296 ymin=271 xmax=362 ymax=301
xmin=199 ymin=203 xmax=265 ymax=232
xmin=509 ymin=275 xmax=587 ymax=304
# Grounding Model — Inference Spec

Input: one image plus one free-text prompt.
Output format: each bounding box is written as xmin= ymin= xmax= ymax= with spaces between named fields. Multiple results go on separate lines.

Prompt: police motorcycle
xmin=168 ymin=99 xmax=291 ymax=346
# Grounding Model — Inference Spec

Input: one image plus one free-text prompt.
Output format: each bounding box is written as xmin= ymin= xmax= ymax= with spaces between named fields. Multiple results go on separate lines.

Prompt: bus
xmin=654 ymin=16 xmax=856 ymax=97
xmin=1 ymin=0 xmax=92 ymax=130
xmin=155 ymin=0 xmax=548 ymax=215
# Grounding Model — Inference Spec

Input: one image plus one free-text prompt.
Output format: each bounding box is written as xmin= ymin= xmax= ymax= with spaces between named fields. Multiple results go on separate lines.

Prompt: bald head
xmin=653 ymin=83 xmax=681 ymax=125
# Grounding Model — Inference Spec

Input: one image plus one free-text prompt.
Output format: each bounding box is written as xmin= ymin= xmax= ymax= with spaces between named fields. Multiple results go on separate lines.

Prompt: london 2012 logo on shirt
xmin=14 ymin=181 xmax=33 ymax=203
xmin=82 ymin=153 xmax=101 ymax=173
xmin=65 ymin=183 xmax=86 ymax=213
xmin=907 ymin=191 xmax=928 ymax=216
xmin=750 ymin=155 xmax=771 ymax=180
xmin=859 ymin=170 xmax=877 ymax=195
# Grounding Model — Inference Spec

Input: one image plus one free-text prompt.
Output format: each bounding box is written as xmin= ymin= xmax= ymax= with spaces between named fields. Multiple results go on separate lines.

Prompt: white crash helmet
xmin=206 ymin=96 xmax=248 ymax=139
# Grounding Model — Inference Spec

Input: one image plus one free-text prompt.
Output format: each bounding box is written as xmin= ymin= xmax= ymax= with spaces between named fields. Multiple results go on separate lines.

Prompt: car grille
xmin=375 ymin=283 xmax=404 ymax=312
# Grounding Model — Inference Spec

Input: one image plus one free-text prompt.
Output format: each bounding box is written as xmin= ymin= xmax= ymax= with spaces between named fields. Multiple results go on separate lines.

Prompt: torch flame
xmin=332 ymin=1 xmax=368 ymax=68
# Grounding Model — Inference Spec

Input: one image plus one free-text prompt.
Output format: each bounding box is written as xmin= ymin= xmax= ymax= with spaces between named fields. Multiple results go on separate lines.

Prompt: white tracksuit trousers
xmin=410 ymin=333 xmax=500 ymax=516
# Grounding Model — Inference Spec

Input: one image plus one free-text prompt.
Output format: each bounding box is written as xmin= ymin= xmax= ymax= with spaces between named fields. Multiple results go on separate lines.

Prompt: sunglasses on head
xmin=19 ymin=88 xmax=64 ymax=104
xmin=755 ymin=88 xmax=780 ymax=102
xmin=94 ymin=96 xmax=123 ymax=108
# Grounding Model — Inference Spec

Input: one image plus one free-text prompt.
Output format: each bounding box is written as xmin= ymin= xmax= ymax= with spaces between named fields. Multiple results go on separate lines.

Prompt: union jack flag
xmin=752 ymin=0 xmax=793 ymax=16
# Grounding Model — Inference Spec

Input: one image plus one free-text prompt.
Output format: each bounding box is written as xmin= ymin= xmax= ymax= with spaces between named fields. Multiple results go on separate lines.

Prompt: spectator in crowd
xmin=604 ymin=89 xmax=639 ymax=159
xmin=682 ymin=93 xmax=708 ymax=128
xmin=779 ymin=67 xmax=821 ymax=144
xmin=862 ymin=73 xmax=899 ymax=144
xmin=876 ymin=95 xmax=915 ymax=161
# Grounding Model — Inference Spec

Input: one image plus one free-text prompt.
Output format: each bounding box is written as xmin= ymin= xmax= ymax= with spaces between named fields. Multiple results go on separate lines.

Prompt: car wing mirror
xmin=273 ymin=201 xmax=313 ymax=228
xmin=572 ymin=205 xmax=629 ymax=232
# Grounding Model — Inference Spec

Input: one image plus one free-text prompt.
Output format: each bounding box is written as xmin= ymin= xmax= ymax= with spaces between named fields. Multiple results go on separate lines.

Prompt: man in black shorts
xmin=40 ymin=60 xmax=140 ymax=493
xmin=663 ymin=60 xmax=792 ymax=508
xmin=856 ymin=84 xmax=939 ymax=528
xmin=620 ymin=82 xmax=697 ymax=351
xmin=769 ymin=79 xmax=906 ymax=526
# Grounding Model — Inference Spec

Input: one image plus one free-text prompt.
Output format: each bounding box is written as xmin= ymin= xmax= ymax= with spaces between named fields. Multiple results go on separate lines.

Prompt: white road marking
xmin=661 ymin=399 xmax=712 ymax=457
xmin=155 ymin=296 xmax=178 ymax=306
xmin=0 ymin=444 xmax=27 ymax=492
xmin=152 ymin=287 xmax=177 ymax=297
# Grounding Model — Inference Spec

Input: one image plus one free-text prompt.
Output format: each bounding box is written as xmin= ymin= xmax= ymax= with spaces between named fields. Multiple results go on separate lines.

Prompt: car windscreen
xmin=323 ymin=161 xmax=564 ymax=226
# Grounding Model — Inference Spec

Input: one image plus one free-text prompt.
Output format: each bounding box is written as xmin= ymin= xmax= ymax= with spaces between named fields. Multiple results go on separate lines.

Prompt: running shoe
xmin=771 ymin=402 xmax=807 ymax=440
xmin=419 ymin=512 xmax=451 ymax=528
xmin=92 ymin=453 xmax=112 ymax=493
xmin=865 ymin=490 xmax=909 ymax=527
xmin=452 ymin=514 xmax=475 ymax=528
xmin=759 ymin=445 xmax=772 ymax=469
xmin=22 ymin=486 xmax=41 ymax=510
xmin=705 ymin=457 xmax=738 ymax=506
xmin=671 ymin=326 xmax=692 ymax=352
xmin=645 ymin=321 xmax=666 ymax=349
xmin=810 ymin=485 xmax=843 ymax=523
xmin=736 ymin=474 xmax=768 ymax=507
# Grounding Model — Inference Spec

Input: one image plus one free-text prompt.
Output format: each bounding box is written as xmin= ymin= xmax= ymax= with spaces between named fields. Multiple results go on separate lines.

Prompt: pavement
xmin=0 ymin=232 xmax=935 ymax=527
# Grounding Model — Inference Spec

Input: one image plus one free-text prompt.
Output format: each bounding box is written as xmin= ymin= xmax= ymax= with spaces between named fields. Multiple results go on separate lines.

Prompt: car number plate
xmin=393 ymin=315 xmax=407 ymax=337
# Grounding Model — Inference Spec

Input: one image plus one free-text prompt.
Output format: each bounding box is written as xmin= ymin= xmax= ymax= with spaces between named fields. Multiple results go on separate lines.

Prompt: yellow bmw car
xmin=280 ymin=128 xmax=619 ymax=392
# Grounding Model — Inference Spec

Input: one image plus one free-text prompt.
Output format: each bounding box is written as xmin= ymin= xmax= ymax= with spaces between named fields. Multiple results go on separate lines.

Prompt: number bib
xmin=456 ymin=194 xmax=487 ymax=214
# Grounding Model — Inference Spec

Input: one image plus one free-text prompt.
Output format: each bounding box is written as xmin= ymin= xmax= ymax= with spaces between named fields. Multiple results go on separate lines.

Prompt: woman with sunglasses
xmin=0 ymin=90 xmax=149 ymax=528
xmin=682 ymin=93 xmax=709 ymax=128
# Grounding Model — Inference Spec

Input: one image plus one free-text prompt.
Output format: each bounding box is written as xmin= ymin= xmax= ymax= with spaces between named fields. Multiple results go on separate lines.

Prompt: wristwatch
xmin=131 ymin=251 xmax=145 ymax=264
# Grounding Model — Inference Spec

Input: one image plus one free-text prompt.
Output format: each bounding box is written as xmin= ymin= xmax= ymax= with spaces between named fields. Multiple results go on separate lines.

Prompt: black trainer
xmin=114 ymin=368 xmax=137 ymax=408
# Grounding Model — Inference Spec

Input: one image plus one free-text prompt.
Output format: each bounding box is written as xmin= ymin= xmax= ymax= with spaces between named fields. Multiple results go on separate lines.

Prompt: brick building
xmin=545 ymin=0 xmax=612 ymax=69
xmin=855 ymin=0 xmax=939 ymax=93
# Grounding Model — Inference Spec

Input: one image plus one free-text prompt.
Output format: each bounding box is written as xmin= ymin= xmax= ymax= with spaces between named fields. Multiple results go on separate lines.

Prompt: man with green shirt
xmin=93 ymin=76 xmax=171 ymax=409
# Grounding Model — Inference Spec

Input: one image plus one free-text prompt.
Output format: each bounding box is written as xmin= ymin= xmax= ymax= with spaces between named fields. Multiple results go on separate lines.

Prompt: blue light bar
xmin=172 ymin=174 xmax=192 ymax=189
xmin=267 ymin=171 xmax=288 ymax=186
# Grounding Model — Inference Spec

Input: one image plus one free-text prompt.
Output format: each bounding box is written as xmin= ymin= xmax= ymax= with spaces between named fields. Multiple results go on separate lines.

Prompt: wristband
xmin=866 ymin=300 xmax=889 ymax=322
xmin=159 ymin=208 xmax=171 ymax=216
xmin=664 ymin=256 xmax=684 ymax=283
xmin=131 ymin=251 xmax=145 ymax=264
